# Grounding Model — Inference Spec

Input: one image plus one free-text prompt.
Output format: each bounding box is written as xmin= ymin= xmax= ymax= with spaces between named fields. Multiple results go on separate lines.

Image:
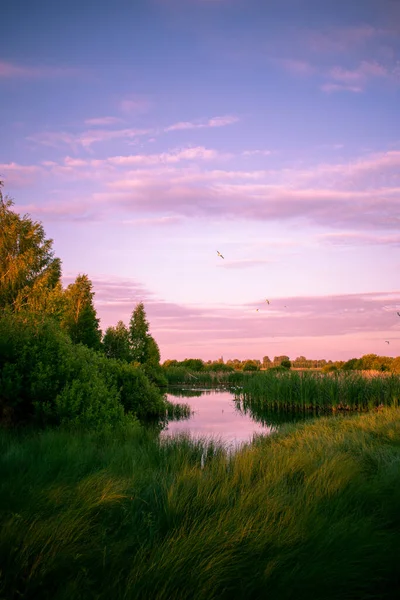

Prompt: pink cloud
xmin=85 ymin=276 xmax=400 ymax=361
xmin=275 ymin=58 xmax=316 ymax=76
xmin=164 ymin=115 xmax=239 ymax=132
xmin=0 ymin=60 xmax=80 ymax=79
xmin=119 ymin=95 xmax=152 ymax=114
xmin=84 ymin=116 xmax=124 ymax=126
xmin=0 ymin=163 xmax=43 ymax=187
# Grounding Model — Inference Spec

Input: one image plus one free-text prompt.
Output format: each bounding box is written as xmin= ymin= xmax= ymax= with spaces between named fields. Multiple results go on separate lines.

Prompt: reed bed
xmin=162 ymin=367 xmax=246 ymax=387
xmin=239 ymin=370 xmax=400 ymax=414
xmin=1 ymin=410 xmax=400 ymax=599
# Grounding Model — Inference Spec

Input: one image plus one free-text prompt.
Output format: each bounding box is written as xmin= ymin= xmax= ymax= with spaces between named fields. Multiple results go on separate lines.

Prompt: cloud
xmin=0 ymin=162 xmax=43 ymax=187
xmin=274 ymin=58 xmax=316 ymax=76
xmin=164 ymin=115 xmax=239 ymax=132
xmin=0 ymin=60 xmax=80 ymax=79
xmin=6 ymin=148 xmax=400 ymax=231
xmin=242 ymin=150 xmax=272 ymax=157
xmin=27 ymin=114 xmax=239 ymax=150
xmin=84 ymin=116 xmax=124 ymax=126
xmin=119 ymin=96 xmax=152 ymax=114
xmin=321 ymin=82 xmax=363 ymax=93
xmin=317 ymin=232 xmax=400 ymax=247
xmin=84 ymin=276 xmax=400 ymax=360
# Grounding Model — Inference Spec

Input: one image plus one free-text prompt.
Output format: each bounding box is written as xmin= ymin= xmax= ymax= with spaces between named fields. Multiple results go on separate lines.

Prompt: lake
xmin=161 ymin=387 xmax=312 ymax=449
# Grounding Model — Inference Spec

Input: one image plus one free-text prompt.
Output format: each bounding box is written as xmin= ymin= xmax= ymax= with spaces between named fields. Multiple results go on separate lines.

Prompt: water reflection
xmin=161 ymin=387 xmax=274 ymax=449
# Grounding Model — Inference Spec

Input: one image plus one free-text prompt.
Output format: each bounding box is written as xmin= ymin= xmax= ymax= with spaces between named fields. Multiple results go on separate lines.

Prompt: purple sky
xmin=1 ymin=0 xmax=400 ymax=361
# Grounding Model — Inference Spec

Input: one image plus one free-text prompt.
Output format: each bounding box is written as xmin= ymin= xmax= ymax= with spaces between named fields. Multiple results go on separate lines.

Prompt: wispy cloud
xmin=84 ymin=116 xmax=124 ymax=126
xmin=6 ymin=148 xmax=400 ymax=232
xmin=164 ymin=115 xmax=239 ymax=132
xmin=119 ymin=95 xmax=153 ymax=114
xmin=83 ymin=276 xmax=400 ymax=359
xmin=27 ymin=114 xmax=239 ymax=150
xmin=321 ymin=82 xmax=363 ymax=93
xmin=0 ymin=60 xmax=80 ymax=79
xmin=274 ymin=58 xmax=316 ymax=76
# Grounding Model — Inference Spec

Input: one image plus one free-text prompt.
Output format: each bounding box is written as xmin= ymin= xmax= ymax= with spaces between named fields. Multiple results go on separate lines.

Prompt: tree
xmin=129 ymin=302 xmax=151 ymax=364
xmin=103 ymin=321 xmax=131 ymax=361
xmin=0 ymin=182 xmax=62 ymax=313
xmin=61 ymin=274 xmax=102 ymax=350
xmin=146 ymin=336 xmax=161 ymax=368
xmin=262 ymin=356 xmax=271 ymax=369
xmin=281 ymin=359 xmax=291 ymax=369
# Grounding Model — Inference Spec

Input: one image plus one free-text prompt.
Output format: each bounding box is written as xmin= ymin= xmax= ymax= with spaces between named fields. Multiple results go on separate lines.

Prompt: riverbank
xmin=1 ymin=409 xmax=400 ymax=599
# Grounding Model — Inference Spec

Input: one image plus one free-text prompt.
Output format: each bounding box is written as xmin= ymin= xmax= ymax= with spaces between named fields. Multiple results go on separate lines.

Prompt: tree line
xmin=0 ymin=182 xmax=166 ymax=427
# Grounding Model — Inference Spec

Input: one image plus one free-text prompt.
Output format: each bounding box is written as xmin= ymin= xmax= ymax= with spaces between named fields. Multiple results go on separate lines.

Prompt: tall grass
xmin=162 ymin=367 xmax=246 ymax=387
xmin=239 ymin=370 xmax=400 ymax=414
xmin=2 ymin=410 xmax=400 ymax=599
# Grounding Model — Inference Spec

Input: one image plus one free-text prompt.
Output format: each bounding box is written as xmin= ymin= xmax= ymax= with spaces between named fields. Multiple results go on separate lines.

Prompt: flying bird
xmin=265 ymin=299 xmax=270 ymax=304
xmin=217 ymin=251 xmax=224 ymax=259
xmin=397 ymin=312 xmax=400 ymax=317
xmin=256 ymin=308 xmax=259 ymax=312
xmin=385 ymin=340 xmax=390 ymax=344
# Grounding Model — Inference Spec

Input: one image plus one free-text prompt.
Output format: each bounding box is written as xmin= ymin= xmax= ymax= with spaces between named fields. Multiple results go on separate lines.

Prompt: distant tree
xmin=163 ymin=359 xmax=179 ymax=368
xmin=103 ymin=320 xmax=131 ymax=361
xmin=391 ymin=356 xmax=400 ymax=374
xmin=262 ymin=356 xmax=272 ymax=369
xmin=62 ymin=274 xmax=102 ymax=350
xmin=242 ymin=360 xmax=259 ymax=371
xmin=180 ymin=358 xmax=205 ymax=371
xmin=0 ymin=182 xmax=62 ymax=313
xmin=342 ymin=358 xmax=362 ymax=371
xmin=273 ymin=355 xmax=290 ymax=366
xmin=281 ymin=359 xmax=291 ymax=369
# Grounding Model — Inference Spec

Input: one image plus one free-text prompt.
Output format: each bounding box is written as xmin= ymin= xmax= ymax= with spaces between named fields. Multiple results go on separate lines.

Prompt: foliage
xmin=0 ymin=184 xmax=62 ymax=314
xmin=0 ymin=313 xmax=166 ymax=426
xmin=2 ymin=410 xmax=400 ymax=598
xmin=280 ymin=359 xmax=292 ymax=369
xmin=61 ymin=274 xmax=102 ymax=350
xmin=129 ymin=302 xmax=151 ymax=364
xmin=179 ymin=358 xmax=205 ymax=371
xmin=103 ymin=320 xmax=131 ymax=362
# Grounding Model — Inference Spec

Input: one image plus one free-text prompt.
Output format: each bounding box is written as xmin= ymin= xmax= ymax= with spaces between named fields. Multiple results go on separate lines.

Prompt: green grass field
xmin=1 ymin=409 xmax=400 ymax=599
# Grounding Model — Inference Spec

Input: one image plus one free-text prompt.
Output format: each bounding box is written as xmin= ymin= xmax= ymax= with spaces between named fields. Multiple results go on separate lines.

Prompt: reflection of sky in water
xmin=161 ymin=389 xmax=273 ymax=449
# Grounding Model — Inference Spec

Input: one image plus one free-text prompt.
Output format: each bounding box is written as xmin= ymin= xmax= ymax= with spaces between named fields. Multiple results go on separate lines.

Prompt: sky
xmin=1 ymin=0 xmax=400 ymax=362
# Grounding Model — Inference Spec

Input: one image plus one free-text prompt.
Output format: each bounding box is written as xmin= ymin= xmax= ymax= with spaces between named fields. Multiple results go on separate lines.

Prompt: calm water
xmin=161 ymin=387 xmax=311 ymax=449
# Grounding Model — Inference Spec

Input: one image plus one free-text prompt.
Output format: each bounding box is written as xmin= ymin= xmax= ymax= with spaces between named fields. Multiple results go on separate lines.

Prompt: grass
xmin=239 ymin=370 xmax=400 ymax=414
xmin=1 ymin=409 xmax=400 ymax=599
xmin=162 ymin=367 xmax=246 ymax=387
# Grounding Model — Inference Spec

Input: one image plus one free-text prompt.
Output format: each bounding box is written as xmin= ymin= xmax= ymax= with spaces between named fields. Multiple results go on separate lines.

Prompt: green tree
xmin=103 ymin=321 xmax=131 ymax=361
xmin=129 ymin=302 xmax=150 ymax=364
xmin=281 ymin=359 xmax=291 ymax=369
xmin=0 ymin=182 xmax=62 ymax=314
xmin=62 ymin=274 xmax=102 ymax=350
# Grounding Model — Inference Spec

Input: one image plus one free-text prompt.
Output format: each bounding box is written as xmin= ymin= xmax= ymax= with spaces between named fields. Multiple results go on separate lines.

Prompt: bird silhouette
xmin=385 ymin=340 xmax=390 ymax=344
xmin=397 ymin=312 xmax=400 ymax=317
xmin=265 ymin=299 xmax=270 ymax=304
xmin=217 ymin=250 xmax=224 ymax=259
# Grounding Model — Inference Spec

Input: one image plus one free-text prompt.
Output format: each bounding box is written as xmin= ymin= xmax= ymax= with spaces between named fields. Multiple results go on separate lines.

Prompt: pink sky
xmin=1 ymin=0 xmax=400 ymax=361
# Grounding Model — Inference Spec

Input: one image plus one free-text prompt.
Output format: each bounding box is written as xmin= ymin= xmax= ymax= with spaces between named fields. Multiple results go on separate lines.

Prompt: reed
xmin=238 ymin=370 xmax=400 ymax=415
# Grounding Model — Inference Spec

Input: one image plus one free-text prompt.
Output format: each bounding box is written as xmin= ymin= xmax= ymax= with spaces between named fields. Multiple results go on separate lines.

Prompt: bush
xmin=0 ymin=313 xmax=166 ymax=427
